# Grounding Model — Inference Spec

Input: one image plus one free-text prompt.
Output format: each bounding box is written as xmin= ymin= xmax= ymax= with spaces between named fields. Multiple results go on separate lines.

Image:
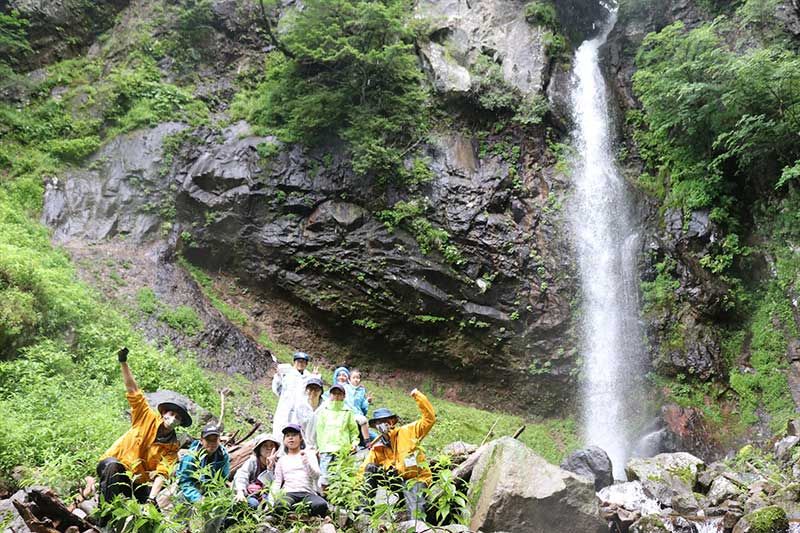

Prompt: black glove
xmin=147 ymin=497 xmax=161 ymax=512
xmin=117 ymin=347 xmax=129 ymax=363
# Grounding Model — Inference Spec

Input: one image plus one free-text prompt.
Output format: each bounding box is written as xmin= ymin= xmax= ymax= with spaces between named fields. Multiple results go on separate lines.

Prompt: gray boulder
xmin=0 ymin=490 xmax=31 ymax=533
xmin=774 ymin=435 xmax=800 ymax=462
xmin=560 ymin=445 xmax=614 ymax=490
xmin=468 ymin=437 xmax=607 ymax=533
xmin=625 ymin=452 xmax=704 ymax=508
xmin=707 ymin=476 xmax=744 ymax=506
xmin=415 ymin=0 xmax=548 ymax=97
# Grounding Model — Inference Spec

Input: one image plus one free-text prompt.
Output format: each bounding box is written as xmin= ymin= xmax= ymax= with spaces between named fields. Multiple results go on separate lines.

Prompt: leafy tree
xmin=240 ymin=0 xmax=428 ymax=183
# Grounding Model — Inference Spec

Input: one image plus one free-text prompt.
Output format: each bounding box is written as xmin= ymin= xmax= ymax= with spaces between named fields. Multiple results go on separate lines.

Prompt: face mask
xmin=377 ymin=422 xmax=390 ymax=434
xmin=162 ymin=413 xmax=178 ymax=429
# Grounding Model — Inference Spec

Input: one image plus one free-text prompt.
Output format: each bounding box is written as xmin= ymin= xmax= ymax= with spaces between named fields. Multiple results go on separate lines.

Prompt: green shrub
xmin=232 ymin=0 xmax=428 ymax=183
xmin=136 ymin=287 xmax=159 ymax=315
xmin=46 ymin=135 xmax=102 ymax=162
xmin=0 ymin=10 xmax=31 ymax=65
xmin=160 ymin=305 xmax=203 ymax=336
xmin=378 ymin=199 xmax=464 ymax=266
xmin=524 ymin=1 xmax=558 ymax=28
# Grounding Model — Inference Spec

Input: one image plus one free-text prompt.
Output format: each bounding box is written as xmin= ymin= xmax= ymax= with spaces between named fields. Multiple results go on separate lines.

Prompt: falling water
xmin=568 ymin=6 xmax=645 ymax=479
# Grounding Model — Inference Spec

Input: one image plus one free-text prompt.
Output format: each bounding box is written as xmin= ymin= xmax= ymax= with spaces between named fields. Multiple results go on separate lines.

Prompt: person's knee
xmin=364 ymin=463 xmax=379 ymax=474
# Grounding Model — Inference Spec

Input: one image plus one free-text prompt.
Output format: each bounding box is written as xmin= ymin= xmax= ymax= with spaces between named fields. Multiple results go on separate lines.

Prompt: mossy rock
xmin=734 ymin=505 xmax=789 ymax=533
xmin=630 ymin=515 xmax=670 ymax=532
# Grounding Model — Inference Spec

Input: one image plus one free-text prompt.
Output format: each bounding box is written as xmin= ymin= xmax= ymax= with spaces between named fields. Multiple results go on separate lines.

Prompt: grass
xmin=178 ymin=256 xmax=248 ymax=326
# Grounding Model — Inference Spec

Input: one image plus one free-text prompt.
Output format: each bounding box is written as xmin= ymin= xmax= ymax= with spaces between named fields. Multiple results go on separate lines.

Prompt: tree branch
xmin=258 ymin=0 xmax=296 ymax=59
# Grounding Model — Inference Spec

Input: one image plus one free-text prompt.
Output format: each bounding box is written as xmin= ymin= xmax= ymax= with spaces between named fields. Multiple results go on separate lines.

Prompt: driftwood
xmin=12 ymin=487 xmax=97 ymax=533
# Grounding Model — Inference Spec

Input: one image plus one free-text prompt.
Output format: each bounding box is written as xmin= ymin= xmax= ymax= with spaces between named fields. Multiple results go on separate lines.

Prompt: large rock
xmin=625 ymin=452 xmax=704 ymax=508
xmin=468 ymin=437 xmax=607 ymax=533
xmin=560 ymin=445 xmax=614 ymax=490
xmin=415 ymin=0 xmax=549 ymax=97
xmin=42 ymin=122 xmax=188 ymax=243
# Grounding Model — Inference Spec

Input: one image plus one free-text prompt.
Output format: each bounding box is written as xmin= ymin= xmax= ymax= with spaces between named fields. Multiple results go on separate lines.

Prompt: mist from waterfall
xmin=567 ymin=8 xmax=646 ymax=479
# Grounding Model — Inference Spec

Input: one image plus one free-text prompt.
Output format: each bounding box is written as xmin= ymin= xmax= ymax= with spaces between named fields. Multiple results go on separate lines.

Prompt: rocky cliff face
xmin=36 ymin=0 xmax=613 ymax=414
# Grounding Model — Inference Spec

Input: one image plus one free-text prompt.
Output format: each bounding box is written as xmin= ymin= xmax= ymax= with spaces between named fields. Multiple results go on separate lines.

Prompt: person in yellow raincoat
xmin=96 ymin=348 xmax=192 ymax=519
xmin=360 ymin=388 xmax=435 ymax=519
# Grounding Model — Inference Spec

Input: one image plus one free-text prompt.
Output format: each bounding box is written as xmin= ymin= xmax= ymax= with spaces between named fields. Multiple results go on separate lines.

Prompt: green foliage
xmin=137 ymin=287 xmax=159 ymax=315
xmin=728 ymin=285 xmax=796 ymax=432
xmin=160 ymin=305 xmax=203 ymax=336
xmin=256 ymin=141 xmax=281 ymax=161
xmin=524 ymin=1 xmax=558 ymax=29
xmin=233 ymin=0 xmax=428 ymax=183
xmin=424 ymin=455 xmax=471 ymax=525
xmin=178 ymin=257 xmax=249 ymax=326
xmin=102 ymin=56 xmax=210 ymax=135
xmin=632 ymin=20 xmax=800 ymax=215
xmin=0 ymin=10 xmax=31 ymax=65
xmin=641 ymin=259 xmax=680 ymax=316
xmin=324 ymin=452 xmax=366 ymax=510
xmin=378 ymin=199 xmax=465 ymax=266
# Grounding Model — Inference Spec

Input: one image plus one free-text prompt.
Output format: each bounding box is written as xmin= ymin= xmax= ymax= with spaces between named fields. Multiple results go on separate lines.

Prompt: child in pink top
xmin=270 ymin=424 xmax=328 ymax=517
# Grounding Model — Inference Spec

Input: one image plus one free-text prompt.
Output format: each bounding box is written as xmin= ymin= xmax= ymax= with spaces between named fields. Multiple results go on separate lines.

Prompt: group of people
xmin=96 ymin=348 xmax=437 ymax=526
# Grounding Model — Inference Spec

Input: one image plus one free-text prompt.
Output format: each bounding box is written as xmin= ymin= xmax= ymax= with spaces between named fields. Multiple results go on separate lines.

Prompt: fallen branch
xmin=512 ymin=425 xmax=526 ymax=439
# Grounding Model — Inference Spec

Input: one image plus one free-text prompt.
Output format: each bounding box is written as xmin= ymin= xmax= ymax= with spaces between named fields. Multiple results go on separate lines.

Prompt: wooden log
xmin=12 ymin=487 xmax=98 ymax=533
xmin=229 ymin=440 xmax=257 ymax=474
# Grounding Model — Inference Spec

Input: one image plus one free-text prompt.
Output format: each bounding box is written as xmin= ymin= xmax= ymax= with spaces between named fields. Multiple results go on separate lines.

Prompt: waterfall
xmin=567 ymin=7 xmax=645 ymax=479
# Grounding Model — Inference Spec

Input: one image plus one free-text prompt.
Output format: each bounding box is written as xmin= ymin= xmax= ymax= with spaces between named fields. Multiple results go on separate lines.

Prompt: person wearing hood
xmin=271 ymin=352 xmax=312 ymax=435
xmin=361 ymin=388 xmax=435 ymax=519
xmin=329 ymin=366 xmax=370 ymax=446
xmin=176 ymin=423 xmax=230 ymax=504
xmin=97 ymin=348 xmax=192 ymax=519
xmin=233 ymin=433 xmax=281 ymax=508
xmin=314 ymin=383 xmax=359 ymax=490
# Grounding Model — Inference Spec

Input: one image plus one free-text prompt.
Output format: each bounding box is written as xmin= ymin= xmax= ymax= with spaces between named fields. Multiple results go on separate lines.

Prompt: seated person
xmin=176 ymin=423 xmax=230 ymax=503
xmin=270 ymin=424 xmax=328 ymax=518
xmin=361 ymin=389 xmax=435 ymax=519
xmin=233 ymin=433 xmax=281 ymax=507
xmin=97 ymin=348 xmax=191 ymax=521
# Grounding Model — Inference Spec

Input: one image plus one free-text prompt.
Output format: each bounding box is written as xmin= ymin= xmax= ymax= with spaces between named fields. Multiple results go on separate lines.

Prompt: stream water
xmin=568 ymin=7 xmax=646 ymax=479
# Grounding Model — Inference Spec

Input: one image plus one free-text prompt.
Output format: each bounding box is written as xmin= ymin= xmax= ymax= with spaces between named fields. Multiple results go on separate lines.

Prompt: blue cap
xmin=293 ymin=352 xmax=311 ymax=362
xmin=369 ymin=407 xmax=397 ymax=424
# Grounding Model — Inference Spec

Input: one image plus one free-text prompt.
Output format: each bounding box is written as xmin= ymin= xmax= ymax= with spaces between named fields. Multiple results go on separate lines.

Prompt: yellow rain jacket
xmin=361 ymin=390 xmax=436 ymax=483
xmin=99 ymin=389 xmax=179 ymax=482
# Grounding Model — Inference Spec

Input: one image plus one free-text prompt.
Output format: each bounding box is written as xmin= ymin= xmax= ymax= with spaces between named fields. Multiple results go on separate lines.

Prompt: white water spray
xmin=568 ymin=8 xmax=645 ymax=479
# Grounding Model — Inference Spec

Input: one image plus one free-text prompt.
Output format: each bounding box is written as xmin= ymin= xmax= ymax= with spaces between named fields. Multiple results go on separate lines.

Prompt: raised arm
xmin=117 ymin=348 xmax=139 ymax=393
xmin=408 ymin=389 xmax=435 ymax=440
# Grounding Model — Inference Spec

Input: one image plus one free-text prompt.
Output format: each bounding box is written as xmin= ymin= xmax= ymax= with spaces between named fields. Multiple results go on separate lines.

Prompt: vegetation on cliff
xmin=628 ymin=0 xmax=800 ymax=440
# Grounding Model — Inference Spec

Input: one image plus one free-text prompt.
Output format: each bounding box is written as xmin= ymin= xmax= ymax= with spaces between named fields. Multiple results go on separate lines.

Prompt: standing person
xmin=271 ymin=352 xmax=312 ymax=435
xmin=270 ymin=424 xmax=328 ymax=517
xmin=233 ymin=433 xmax=281 ymax=508
xmin=345 ymin=368 xmax=372 ymax=445
xmin=361 ymin=389 xmax=435 ymax=519
xmin=314 ymin=383 xmax=359 ymax=490
xmin=96 ymin=348 xmax=192 ymax=521
xmin=176 ymin=423 xmax=230 ymax=504
xmin=294 ymin=377 xmax=324 ymax=448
